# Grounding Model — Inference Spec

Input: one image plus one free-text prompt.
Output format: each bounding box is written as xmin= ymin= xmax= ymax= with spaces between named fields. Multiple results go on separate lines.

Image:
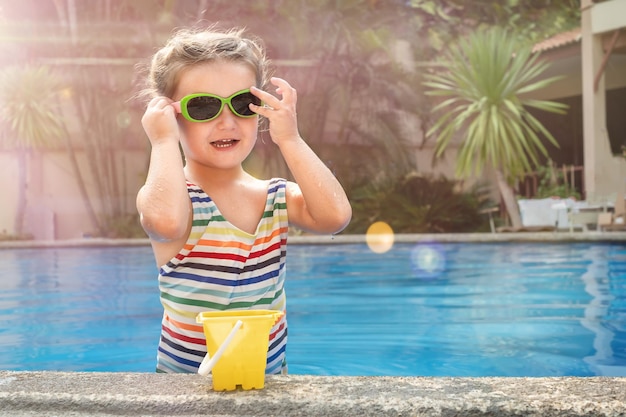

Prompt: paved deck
xmin=1 ymin=371 xmax=625 ymax=416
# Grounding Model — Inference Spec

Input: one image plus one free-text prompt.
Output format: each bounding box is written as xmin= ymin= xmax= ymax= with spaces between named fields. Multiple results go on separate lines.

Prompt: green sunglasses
xmin=173 ymin=89 xmax=261 ymax=122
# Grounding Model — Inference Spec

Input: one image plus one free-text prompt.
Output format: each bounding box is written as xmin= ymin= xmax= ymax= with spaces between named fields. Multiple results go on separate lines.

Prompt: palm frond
xmin=423 ymin=26 xmax=568 ymax=180
xmin=0 ymin=66 xmax=65 ymax=149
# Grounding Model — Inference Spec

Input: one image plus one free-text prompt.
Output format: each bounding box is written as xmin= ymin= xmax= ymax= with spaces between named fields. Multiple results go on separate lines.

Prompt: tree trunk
xmin=495 ymin=169 xmax=523 ymax=229
xmin=14 ymin=150 xmax=28 ymax=237
xmin=60 ymin=123 xmax=104 ymax=236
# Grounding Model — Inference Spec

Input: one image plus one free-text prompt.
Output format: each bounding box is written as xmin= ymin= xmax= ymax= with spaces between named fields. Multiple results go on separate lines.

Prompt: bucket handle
xmin=198 ymin=320 xmax=243 ymax=376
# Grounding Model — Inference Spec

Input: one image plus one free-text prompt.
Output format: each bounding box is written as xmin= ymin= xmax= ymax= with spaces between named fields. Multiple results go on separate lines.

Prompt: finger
xmin=147 ymin=97 xmax=163 ymax=109
xmin=248 ymin=102 xmax=272 ymax=117
xmin=270 ymin=77 xmax=296 ymax=100
xmin=250 ymin=86 xmax=282 ymax=108
xmin=148 ymin=96 xmax=173 ymax=111
xmin=270 ymin=77 xmax=291 ymax=89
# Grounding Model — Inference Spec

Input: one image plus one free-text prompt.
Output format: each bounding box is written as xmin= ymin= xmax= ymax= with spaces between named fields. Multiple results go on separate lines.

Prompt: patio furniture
xmin=518 ymin=198 xmax=565 ymax=229
xmin=568 ymin=206 xmax=604 ymax=232
xmin=479 ymin=206 xmax=500 ymax=234
xmin=598 ymin=192 xmax=626 ymax=232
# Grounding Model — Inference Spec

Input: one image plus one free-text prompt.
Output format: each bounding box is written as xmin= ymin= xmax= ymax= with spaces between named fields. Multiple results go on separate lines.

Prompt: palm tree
xmin=0 ymin=1 xmax=176 ymax=239
xmin=424 ymin=27 xmax=568 ymax=228
xmin=0 ymin=65 xmax=103 ymax=238
xmin=248 ymin=0 xmax=423 ymax=192
xmin=0 ymin=66 xmax=66 ymax=237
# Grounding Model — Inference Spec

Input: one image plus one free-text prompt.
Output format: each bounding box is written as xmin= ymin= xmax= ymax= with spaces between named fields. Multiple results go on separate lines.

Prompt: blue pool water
xmin=0 ymin=242 xmax=625 ymax=376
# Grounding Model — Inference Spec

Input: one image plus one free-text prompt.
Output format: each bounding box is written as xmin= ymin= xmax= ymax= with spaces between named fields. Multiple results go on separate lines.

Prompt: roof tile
xmin=532 ymin=28 xmax=582 ymax=53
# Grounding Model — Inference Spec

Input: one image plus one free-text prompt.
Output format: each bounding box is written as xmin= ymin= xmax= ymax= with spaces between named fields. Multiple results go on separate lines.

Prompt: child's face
xmin=172 ymin=61 xmax=259 ymax=170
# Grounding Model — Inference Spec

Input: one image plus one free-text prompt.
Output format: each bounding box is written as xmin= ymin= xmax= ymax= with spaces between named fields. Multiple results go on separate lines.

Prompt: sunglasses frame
xmin=174 ymin=89 xmax=261 ymax=123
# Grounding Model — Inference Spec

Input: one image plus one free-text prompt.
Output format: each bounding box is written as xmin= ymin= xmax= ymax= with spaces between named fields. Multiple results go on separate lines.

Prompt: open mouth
xmin=211 ymin=139 xmax=239 ymax=148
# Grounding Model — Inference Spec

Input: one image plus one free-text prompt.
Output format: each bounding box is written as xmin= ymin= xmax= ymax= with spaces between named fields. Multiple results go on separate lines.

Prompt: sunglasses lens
xmin=230 ymin=92 xmax=261 ymax=116
xmin=181 ymin=90 xmax=261 ymax=122
xmin=186 ymin=96 xmax=222 ymax=121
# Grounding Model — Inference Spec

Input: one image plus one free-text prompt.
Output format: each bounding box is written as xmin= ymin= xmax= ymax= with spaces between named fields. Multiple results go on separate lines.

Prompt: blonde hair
xmin=145 ymin=27 xmax=271 ymax=99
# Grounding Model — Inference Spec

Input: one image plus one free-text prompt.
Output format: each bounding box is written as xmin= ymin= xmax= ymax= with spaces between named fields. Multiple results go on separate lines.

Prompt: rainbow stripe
xmin=155 ymin=179 xmax=289 ymax=374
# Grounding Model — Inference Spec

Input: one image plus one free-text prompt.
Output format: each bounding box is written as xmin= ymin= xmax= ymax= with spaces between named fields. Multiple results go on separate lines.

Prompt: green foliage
xmin=345 ymin=173 xmax=493 ymax=234
xmin=0 ymin=230 xmax=34 ymax=241
xmin=101 ymin=214 xmax=147 ymax=239
xmin=243 ymin=0 xmax=425 ymax=191
xmin=534 ymin=161 xmax=581 ymax=199
xmin=0 ymin=1 xmax=582 ymax=237
xmin=407 ymin=0 xmax=580 ymax=51
xmin=0 ymin=66 xmax=65 ymax=149
xmin=424 ymin=26 xmax=568 ymax=182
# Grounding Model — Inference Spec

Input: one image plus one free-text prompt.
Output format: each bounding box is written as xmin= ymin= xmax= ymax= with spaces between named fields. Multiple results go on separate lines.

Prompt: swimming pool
xmin=0 ymin=241 xmax=624 ymax=376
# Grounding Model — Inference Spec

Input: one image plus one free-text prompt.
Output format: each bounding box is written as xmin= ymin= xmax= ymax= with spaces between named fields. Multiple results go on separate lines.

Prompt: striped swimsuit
xmin=156 ymin=178 xmax=289 ymax=374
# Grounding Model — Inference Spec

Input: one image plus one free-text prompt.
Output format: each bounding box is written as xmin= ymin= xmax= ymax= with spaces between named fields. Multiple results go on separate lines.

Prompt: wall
xmin=0 ymin=148 xmax=147 ymax=240
xmin=0 ymin=152 xmax=19 ymax=237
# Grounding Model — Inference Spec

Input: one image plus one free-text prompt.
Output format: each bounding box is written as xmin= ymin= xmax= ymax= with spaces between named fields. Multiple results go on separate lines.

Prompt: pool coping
xmin=1 ymin=371 xmax=625 ymax=416
xmin=1 ymin=231 xmax=625 ymax=249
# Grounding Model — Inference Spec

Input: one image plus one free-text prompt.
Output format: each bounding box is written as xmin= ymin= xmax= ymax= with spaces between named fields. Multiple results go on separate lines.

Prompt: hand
xmin=141 ymin=96 xmax=180 ymax=145
xmin=250 ymin=77 xmax=300 ymax=145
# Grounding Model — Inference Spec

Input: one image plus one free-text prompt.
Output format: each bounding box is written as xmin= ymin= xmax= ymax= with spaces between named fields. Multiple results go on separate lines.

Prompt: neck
xmin=184 ymin=162 xmax=249 ymax=190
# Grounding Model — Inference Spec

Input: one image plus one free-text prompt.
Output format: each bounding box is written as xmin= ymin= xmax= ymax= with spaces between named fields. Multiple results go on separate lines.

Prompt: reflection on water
xmin=0 ymin=242 xmax=624 ymax=376
xmin=286 ymin=242 xmax=626 ymax=376
xmin=580 ymin=244 xmax=626 ymax=375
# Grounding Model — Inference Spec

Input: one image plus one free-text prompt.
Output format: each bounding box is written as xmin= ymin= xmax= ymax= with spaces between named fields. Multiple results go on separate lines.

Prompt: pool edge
xmin=1 ymin=231 xmax=625 ymax=249
xmin=1 ymin=372 xmax=624 ymax=416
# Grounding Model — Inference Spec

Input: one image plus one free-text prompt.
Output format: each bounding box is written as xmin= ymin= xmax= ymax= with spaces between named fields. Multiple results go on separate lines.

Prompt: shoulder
xmin=260 ymin=177 xmax=289 ymax=193
xmin=284 ymin=180 xmax=303 ymax=205
xmin=266 ymin=178 xmax=296 ymax=195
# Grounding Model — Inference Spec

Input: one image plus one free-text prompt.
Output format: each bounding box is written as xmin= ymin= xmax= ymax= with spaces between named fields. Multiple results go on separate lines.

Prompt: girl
xmin=137 ymin=27 xmax=351 ymax=374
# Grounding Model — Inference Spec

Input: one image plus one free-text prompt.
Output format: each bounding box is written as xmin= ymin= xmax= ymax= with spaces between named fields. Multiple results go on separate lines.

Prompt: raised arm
xmin=281 ymin=140 xmax=352 ymax=234
xmin=136 ymin=96 xmax=191 ymax=243
xmin=251 ymin=78 xmax=351 ymax=234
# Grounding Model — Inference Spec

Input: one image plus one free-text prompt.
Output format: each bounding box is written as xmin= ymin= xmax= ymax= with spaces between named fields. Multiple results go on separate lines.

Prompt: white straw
xmin=198 ymin=320 xmax=243 ymax=376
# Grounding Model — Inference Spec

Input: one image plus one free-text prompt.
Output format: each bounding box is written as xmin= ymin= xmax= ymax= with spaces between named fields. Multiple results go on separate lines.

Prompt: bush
xmin=534 ymin=161 xmax=581 ymax=199
xmin=102 ymin=214 xmax=147 ymax=239
xmin=345 ymin=173 xmax=493 ymax=234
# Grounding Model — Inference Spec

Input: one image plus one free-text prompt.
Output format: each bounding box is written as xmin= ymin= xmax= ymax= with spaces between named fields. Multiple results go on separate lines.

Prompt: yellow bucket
xmin=196 ymin=309 xmax=284 ymax=391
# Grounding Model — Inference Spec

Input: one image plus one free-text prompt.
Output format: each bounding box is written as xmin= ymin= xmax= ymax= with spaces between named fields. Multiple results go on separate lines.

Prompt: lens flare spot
xmin=410 ymin=244 xmax=446 ymax=279
xmin=116 ymin=111 xmax=131 ymax=128
xmin=60 ymin=87 xmax=73 ymax=99
xmin=366 ymin=221 xmax=394 ymax=254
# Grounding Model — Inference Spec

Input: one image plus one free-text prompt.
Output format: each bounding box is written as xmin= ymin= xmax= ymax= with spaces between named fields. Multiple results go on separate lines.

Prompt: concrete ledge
xmin=294 ymin=232 xmax=626 ymax=244
xmin=1 ymin=231 xmax=625 ymax=249
xmin=1 ymin=372 xmax=624 ymax=416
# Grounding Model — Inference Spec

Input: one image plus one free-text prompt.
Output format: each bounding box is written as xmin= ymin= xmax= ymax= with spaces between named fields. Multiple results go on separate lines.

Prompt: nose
xmin=215 ymin=105 xmax=238 ymax=127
